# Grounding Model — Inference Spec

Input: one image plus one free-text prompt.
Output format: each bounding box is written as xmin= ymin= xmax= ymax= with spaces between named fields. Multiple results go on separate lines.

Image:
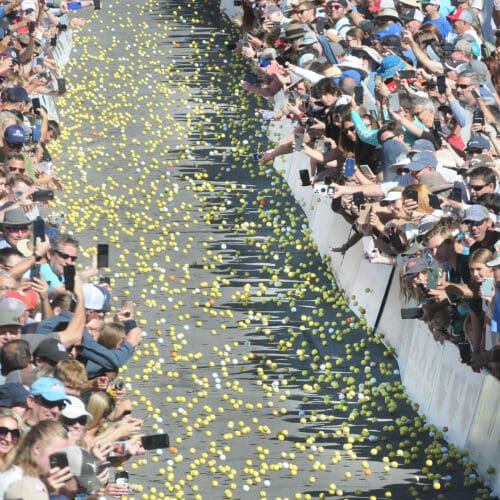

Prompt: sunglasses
xmin=7 ymin=226 xmax=29 ymax=233
xmin=469 ymin=183 xmax=488 ymax=191
xmin=345 ymin=125 xmax=356 ymax=132
xmin=0 ymin=426 xmax=20 ymax=443
xmin=35 ymin=396 xmax=66 ymax=410
xmin=62 ymin=415 xmax=88 ymax=427
xmin=329 ymin=4 xmax=343 ymax=9
xmin=465 ymin=219 xmax=487 ymax=227
xmin=456 ymin=84 xmax=470 ymax=89
xmin=467 ymin=149 xmax=483 ymax=155
xmin=55 ymin=249 xmax=77 ymax=261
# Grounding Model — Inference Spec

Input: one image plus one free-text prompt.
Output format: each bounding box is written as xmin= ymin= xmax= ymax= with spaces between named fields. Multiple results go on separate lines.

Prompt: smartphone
xmin=294 ymin=133 xmax=304 ymax=151
xmin=316 ymin=17 xmax=325 ymax=35
xmin=115 ymin=471 xmax=129 ymax=489
xmin=30 ymin=264 xmax=40 ymax=280
xmin=428 ymin=194 xmax=441 ymax=209
xmin=299 ymin=169 xmax=311 ymax=186
xmin=31 ymin=97 xmax=41 ymax=114
xmin=406 ymin=189 xmax=419 ymax=203
xmin=471 ymin=87 xmax=481 ymax=100
xmin=109 ymin=441 xmax=127 ymax=458
xmin=473 ymin=109 xmax=485 ymax=126
xmin=315 ymin=139 xmax=325 ymax=152
xmin=49 ymin=452 xmax=69 ymax=469
xmin=354 ymin=85 xmax=364 ymax=106
xmin=97 ymin=243 xmax=109 ymax=268
xmin=67 ymin=1 xmax=82 ymax=8
xmin=141 ymin=433 xmax=170 ymax=450
xmin=352 ymin=191 xmax=365 ymax=206
xmin=426 ymin=267 xmax=441 ymax=289
xmin=437 ymin=74 xmax=446 ymax=94
xmin=344 ymin=158 xmax=355 ymax=177
xmin=253 ymin=152 xmax=264 ymax=161
xmin=50 ymin=34 xmax=57 ymax=47
xmin=449 ymin=187 xmax=462 ymax=202
xmin=389 ymin=230 xmax=405 ymax=253
xmin=63 ymin=264 xmax=75 ymax=292
xmin=387 ymin=93 xmax=400 ymax=112
xmin=324 ymin=175 xmax=332 ymax=185
xmin=359 ymin=164 xmax=374 ymax=178
xmin=458 ymin=342 xmax=472 ymax=365
xmin=33 ymin=216 xmax=45 ymax=242
xmin=401 ymin=307 xmax=424 ymax=319
xmin=56 ymin=77 xmax=67 ymax=94
xmin=32 ymin=116 xmax=42 ymax=142
xmin=27 ymin=21 xmax=35 ymax=34
xmin=481 ymin=277 xmax=495 ymax=297
xmin=433 ymin=118 xmax=442 ymax=135
xmin=32 ymin=190 xmax=55 ymax=202
xmin=399 ymin=70 xmax=416 ymax=80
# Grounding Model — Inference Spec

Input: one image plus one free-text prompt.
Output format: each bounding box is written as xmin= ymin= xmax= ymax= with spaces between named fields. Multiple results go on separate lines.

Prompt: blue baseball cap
xmin=30 ymin=376 xmax=69 ymax=402
xmin=0 ymin=383 xmax=29 ymax=408
xmin=4 ymin=125 xmax=25 ymax=145
xmin=377 ymin=55 xmax=408 ymax=79
xmin=374 ymin=23 xmax=402 ymax=40
xmin=340 ymin=69 xmax=362 ymax=85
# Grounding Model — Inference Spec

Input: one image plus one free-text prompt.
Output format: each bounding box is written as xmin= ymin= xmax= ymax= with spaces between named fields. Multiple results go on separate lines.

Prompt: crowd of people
xmin=235 ymin=0 xmax=500 ymax=378
xmin=0 ymin=0 xmax=157 ymax=498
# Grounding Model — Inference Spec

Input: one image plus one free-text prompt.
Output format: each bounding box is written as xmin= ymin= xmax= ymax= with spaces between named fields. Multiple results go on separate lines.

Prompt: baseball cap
xmin=463 ymin=204 xmax=490 ymax=223
xmin=60 ymin=446 xmax=101 ymax=493
xmin=30 ymin=376 xmax=69 ymax=402
xmin=0 ymin=382 xmax=29 ymax=408
xmin=410 ymin=139 xmax=436 ymax=155
xmin=83 ymin=283 xmax=105 ymax=310
xmin=467 ymin=135 xmax=490 ymax=151
xmin=4 ymin=125 xmax=26 ymax=145
xmin=382 ymin=190 xmax=403 ymax=202
xmin=33 ymin=338 xmax=70 ymax=365
xmin=400 ymin=7 xmax=424 ymax=22
xmin=374 ymin=23 xmax=402 ymax=40
xmin=9 ymin=86 xmax=30 ymax=103
xmin=351 ymin=45 xmax=382 ymax=65
xmin=403 ymin=258 xmax=429 ymax=276
xmin=454 ymin=38 xmax=474 ymax=54
xmin=7 ymin=289 xmax=39 ymax=310
xmin=448 ymin=8 xmax=474 ymax=23
xmin=408 ymin=151 xmax=438 ymax=171
xmin=377 ymin=54 xmax=407 ymax=79
xmin=62 ymin=395 xmax=91 ymax=419
xmin=0 ymin=310 xmax=19 ymax=327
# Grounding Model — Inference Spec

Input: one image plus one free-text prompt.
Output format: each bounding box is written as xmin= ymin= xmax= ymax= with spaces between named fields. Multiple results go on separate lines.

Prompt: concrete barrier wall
xmin=266 ymin=93 xmax=500 ymax=494
xmin=218 ymin=0 xmax=500 ymax=489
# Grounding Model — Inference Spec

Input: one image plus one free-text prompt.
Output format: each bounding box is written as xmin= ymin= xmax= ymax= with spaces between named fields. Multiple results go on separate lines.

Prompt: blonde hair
xmin=469 ymin=248 xmax=494 ymax=266
xmin=54 ymin=359 xmax=89 ymax=391
xmin=6 ymin=421 xmax=67 ymax=476
xmin=84 ymin=391 xmax=115 ymax=431
xmin=402 ymin=184 xmax=434 ymax=214
xmin=98 ymin=323 xmax=126 ymax=349
xmin=0 ymin=408 xmax=27 ymax=469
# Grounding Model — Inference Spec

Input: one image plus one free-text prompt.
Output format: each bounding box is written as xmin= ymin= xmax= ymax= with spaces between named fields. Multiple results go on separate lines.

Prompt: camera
xmin=313 ymin=184 xmax=334 ymax=196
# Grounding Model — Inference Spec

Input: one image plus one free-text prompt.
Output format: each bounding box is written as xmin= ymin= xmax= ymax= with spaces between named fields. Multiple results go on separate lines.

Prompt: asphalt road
xmin=52 ymin=0 xmax=497 ymax=498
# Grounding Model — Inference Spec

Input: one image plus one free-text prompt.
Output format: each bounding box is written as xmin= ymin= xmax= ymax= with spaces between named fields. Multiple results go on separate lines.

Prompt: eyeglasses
xmin=0 ymin=426 xmax=20 ymax=443
xmin=7 ymin=226 xmax=29 ymax=234
xmin=35 ymin=396 xmax=66 ymax=410
xmin=329 ymin=4 xmax=343 ymax=9
xmin=62 ymin=415 xmax=87 ymax=427
xmin=55 ymin=250 xmax=77 ymax=261
xmin=469 ymin=183 xmax=488 ymax=191
xmin=467 ymin=148 xmax=483 ymax=155
xmin=257 ymin=3 xmax=266 ymax=9
xmin=456 ymin=84 xmax=470 ymax=89
xmin=8 ymin=166 xmax=26 ymax=173
xmin=345 ymin=125 xmax=356 ymax=132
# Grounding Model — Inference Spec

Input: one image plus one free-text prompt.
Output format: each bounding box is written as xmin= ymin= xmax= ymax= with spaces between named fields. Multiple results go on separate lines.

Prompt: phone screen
xmin=141 ymin=433 xmax=170 ymax=450
xmin=63 ymin=265 xmax=75 ymax=292
xmin=97 ymin=244 xmax=109 ymax=268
